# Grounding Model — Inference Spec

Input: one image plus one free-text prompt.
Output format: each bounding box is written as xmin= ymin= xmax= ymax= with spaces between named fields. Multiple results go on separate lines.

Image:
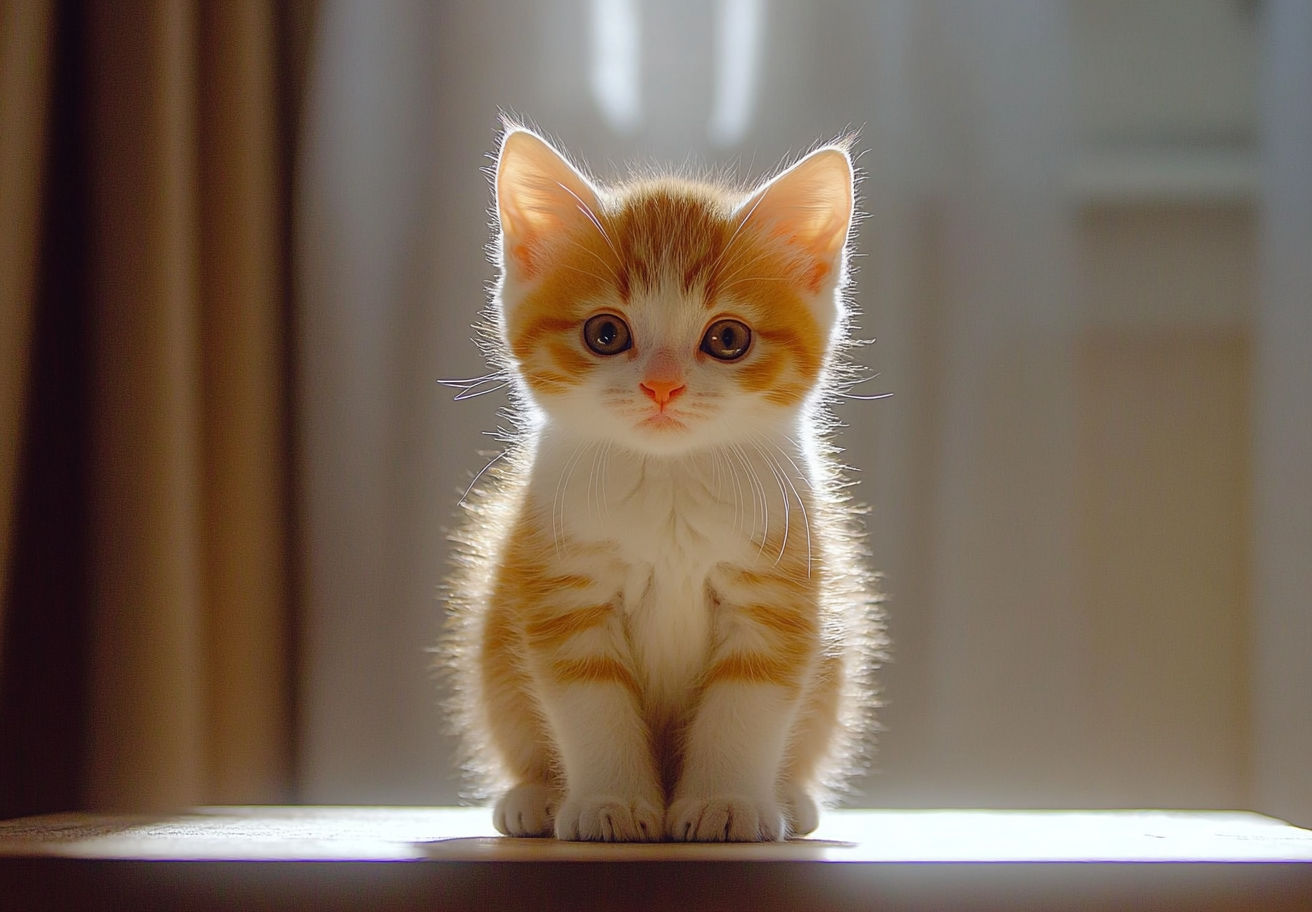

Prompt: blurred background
xmin=1 ymin=0 xmax=1308 ymax=826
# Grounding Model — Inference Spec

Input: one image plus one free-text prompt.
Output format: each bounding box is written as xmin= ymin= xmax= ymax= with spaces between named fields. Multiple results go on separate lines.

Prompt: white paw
xmin=554 ymin=793 xmax=663 ymax=842
xmin=493 ymin=782 xmax=558 ymax=837
xmin=666 ymin=795 xmax=786 ymax=842
xmin=782 ymin=785 xmax=820 ymax=836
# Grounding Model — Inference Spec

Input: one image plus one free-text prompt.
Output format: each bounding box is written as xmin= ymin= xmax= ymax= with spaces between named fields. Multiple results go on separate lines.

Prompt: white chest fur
xmin=524 ymin=432 xmax=810 ymax=713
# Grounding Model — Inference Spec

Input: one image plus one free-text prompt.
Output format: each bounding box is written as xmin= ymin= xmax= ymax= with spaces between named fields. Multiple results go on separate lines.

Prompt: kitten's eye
xmin=583 ymin=314 xmax=632 ymax=355
xmin=700 ymin=319 xmax=752 ymax=361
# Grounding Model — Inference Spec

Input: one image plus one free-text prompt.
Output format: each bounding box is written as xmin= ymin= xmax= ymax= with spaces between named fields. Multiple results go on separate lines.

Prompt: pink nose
xmin=641 ymin=350 xmax=685 ymax=408
xmin=640 ymin=379 xmax=686 ymax=407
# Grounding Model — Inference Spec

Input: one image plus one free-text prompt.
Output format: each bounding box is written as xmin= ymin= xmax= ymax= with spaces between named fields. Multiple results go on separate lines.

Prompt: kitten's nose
xmin=640 ymin=378 xmax=686 ymax=407
xmin=640 ymin=350 xmax=686 ymax=408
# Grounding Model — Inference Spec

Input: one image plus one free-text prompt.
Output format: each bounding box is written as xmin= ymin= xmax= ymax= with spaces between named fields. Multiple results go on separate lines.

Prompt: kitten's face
xmin=493 ymin=130 xmax=853 ymax=456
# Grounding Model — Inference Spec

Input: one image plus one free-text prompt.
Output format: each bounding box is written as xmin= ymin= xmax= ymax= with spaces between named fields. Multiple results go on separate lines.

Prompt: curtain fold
xmin=2 ymin=0 xmax=314 ymax=814
xmin=196 ymin=0 xmax=291 ymax=809
xmin=85 ymin=0 xmax=304 ymax=810
xmin=85 ymin=0 xmax=209 ymax=812
xmin=0 ymin=0 xmax=56 ymax=671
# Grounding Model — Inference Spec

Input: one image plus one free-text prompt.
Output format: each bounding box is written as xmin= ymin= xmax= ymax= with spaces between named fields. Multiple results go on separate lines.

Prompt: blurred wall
xmin=296 ymin=0 xmax=1304 ymax=818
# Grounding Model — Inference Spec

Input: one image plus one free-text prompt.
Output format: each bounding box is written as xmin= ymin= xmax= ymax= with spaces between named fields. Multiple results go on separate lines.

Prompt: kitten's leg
xmin=529 ymin=616 xmax=663 ymax=840
xmin=483 ymin=601 xmax=560 ymax=837
xmin=668 ymin=565 xmax=820 ymax=842
xmin=513 ymin=559 xmax=662 ymax=842
xmin=780 ymin=651 xmax=844 ymax=836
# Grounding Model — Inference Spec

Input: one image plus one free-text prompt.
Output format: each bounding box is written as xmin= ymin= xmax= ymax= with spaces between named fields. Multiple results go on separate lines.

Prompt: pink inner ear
xmin=803 ymin=261 xmax=831 ymax=295
xmin=740 ymin=148 xmax=853 ymax=291
xmin=507 ymin=241 xmax=536 ymax=278
xmin=496 ymin=130 xmax=603 ymax=283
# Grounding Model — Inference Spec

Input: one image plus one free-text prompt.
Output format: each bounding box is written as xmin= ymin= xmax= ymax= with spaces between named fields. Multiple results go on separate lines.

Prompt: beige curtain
xmin=0 ymin=0 xmax=55 ymax=671
xmin=2 ymin=0 xmax=314 ymax=811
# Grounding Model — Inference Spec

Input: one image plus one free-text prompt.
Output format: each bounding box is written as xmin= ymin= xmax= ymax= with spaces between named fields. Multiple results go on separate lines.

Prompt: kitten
xmin=445 ymin=125 xmax=881 ymax=842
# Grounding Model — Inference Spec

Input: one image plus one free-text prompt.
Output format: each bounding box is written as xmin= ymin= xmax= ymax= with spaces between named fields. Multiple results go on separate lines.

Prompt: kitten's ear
xmin=739 ymin=147 xmax=854 ymax=294
xmin=496 ymin=129 xmax=603 ymax=280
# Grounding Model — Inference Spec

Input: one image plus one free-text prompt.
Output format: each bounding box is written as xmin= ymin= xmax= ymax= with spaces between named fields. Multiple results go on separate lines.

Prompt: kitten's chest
xmin=527 ymin=437 xmax=818 ymax=716
xmin=550 ymin=447 xmax=749 ymax=571
xmin=610 ymin=457 xmax=738 ymax=702
xmin=534 ymin=445 xmax=765 ymax=695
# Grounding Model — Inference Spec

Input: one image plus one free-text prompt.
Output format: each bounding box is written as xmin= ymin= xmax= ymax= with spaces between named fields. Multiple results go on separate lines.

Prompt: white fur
xmin=533 ymin=428 xmax=815 ymax=702
xmin=523 ymin=418 xmax=819 ymax=840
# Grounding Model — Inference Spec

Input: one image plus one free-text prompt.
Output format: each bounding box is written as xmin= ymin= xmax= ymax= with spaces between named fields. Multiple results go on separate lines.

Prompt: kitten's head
xmin=490 ymin=127 xmax=855 ymax=456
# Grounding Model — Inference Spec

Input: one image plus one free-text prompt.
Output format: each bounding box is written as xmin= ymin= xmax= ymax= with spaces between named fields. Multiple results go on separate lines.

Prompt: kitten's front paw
xmin=782 ymin=784 xmax=820 ymax=837
xmin=555 ymin=793 xmax=663 ymax=842
xmin=666 ymin=795 xmax=786 ymax=842
xmin=493 ymin=782 xmax=558 ymax=837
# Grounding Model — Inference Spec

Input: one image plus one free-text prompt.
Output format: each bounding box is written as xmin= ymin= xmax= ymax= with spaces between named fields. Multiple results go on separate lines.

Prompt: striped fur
xmin=445 ymin=126 xmax=883 ymax=842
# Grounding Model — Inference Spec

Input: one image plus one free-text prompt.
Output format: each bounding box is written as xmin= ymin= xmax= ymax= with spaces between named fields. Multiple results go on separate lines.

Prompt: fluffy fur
xmin=444 ymin=124 xmax=883 ymax=842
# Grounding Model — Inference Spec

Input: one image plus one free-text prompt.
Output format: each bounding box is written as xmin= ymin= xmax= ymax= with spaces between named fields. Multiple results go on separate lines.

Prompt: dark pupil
xmin=703 ymin=320 xmax=749 ymax=359
xmin=585 ymin=314 xmax=630 ymax=355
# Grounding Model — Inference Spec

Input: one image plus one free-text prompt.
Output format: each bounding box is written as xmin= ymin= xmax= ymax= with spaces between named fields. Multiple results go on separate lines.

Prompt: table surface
xmin=2 ymin=806 xmax=1311 ymax=912
xmin=1 ymin=805 xmax=1310 ymax=863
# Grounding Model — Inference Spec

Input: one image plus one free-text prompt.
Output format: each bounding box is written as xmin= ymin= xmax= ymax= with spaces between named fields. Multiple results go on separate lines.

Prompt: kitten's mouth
xmin=640 ymin=412 xmax=686 ymax=431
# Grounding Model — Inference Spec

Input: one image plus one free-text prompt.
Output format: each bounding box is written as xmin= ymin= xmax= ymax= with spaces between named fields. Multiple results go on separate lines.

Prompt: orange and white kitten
xmin=447 ymin=126 xmax=881 ymax=842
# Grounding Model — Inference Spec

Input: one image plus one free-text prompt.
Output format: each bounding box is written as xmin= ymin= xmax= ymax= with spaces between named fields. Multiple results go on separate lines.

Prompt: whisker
xmin=453 ymin=382 xmax=510 ymax=401
xmin=709 ymin=187 xmax=770 ymax=279
xmin=731 ymin=443 xmax=768 ymax=561
xmin=719 ymin=447 xmax=745 ymax=539
xmin=587 ymin=440 xmax=604 ymax=524
xmin=841 ymin=372 xmax=883 ymax=387
xmin=552 ymin=444 xmax=588 ymax=555
xmin=754 ymin=441 xmax=791 ymax=565
xmin=458 ymin=449 xmax=509 ymax=506
xmin=720 ymin=274 xmax=795 ymax=287
xmin=711 ymin=446 xmax=723 ymax=502
xmin=764 ymin=436 xmax=813 ymax=491
xmin=554 ymin=179 xmax=620 ymax=261
xmin=709 ymin=256 xmax=766 ymax=291
xmin=554 ymin=263 xmax=614 ymax=284
xmin=730 ymin=448 xmax=748 ymax=542
xmin=757 ymin=435 xmax=812 ymax=576
xmin=556 ymin=233 xmax=620 ymax=283
xmin=599 ymin=440 xmax=613 ymax=524
xmin=712 ymin=242 xmax=787 ymax=285
xmin=438 ymin=371 xmax=505 ymax=388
